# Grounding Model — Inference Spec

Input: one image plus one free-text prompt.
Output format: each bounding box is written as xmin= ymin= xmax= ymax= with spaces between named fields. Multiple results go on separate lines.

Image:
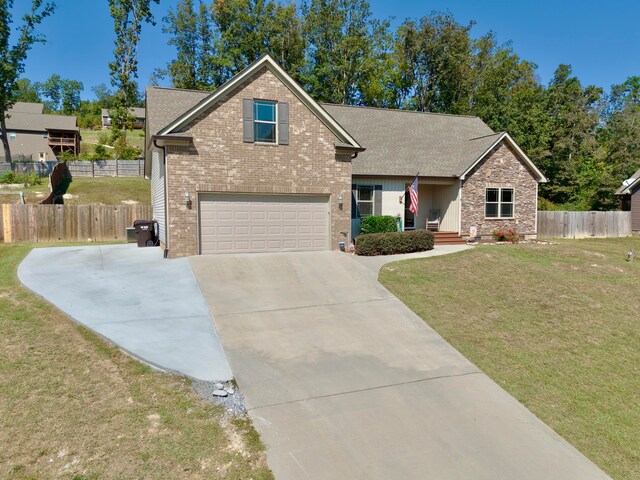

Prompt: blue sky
xmin=14 ymin=0 xmax=640 ymax=100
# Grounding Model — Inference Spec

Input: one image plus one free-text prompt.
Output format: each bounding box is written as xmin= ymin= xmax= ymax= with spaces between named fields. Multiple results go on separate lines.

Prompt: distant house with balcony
xmin=101 ymin=107 xmax=145 ymax=130
xmin=3 ymin=102 xmax=80 ymax=162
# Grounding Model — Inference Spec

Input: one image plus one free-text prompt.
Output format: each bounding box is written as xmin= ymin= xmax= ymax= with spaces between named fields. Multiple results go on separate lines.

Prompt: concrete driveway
xmin=18 ymin=244 xmax=231 ymax=382
xmin=190 ymin=250 xmax=609 ymax=480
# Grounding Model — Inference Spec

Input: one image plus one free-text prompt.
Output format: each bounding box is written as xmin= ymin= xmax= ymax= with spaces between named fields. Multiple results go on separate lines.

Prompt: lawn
xmin=80 ymin=128 xmax=145 ymax=155
xmin=0 ymin=177 xmax=150 ymax=205
xmin=0 ymin=243 xmax=273 ymax=479
xmin=379 ymin=238 xmax=640 ymax=480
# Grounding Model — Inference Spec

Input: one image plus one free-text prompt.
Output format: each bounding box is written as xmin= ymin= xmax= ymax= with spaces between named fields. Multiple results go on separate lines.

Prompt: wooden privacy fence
xmin=1 ymin=204 xmax=152 ymax=243
xmin=537 ymin=211 xmax=631 ymax=239
xmin=66 ymin=160 xmax=144 ymax=177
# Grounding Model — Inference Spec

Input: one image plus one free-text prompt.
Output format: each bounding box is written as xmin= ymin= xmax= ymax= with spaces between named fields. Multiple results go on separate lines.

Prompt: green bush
xmin=359 ymin=215 xmax=398 ymax=234
xmin=0 ymin=171 xmax=41 ymax=185
xmin=0 ymin=170 xmax=16 ymax=184
xmin=355 ymin=230 xmax=434 ymax=256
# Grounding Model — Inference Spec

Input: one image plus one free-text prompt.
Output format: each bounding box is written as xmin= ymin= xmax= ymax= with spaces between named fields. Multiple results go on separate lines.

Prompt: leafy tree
xmin=0 ymin=0 xmax=54 ymax=162
xmin=108 ymin=0 xmax=158 ymax=148
xmin=15 ymin=78 xmax=41 ymax=103
xmin=35 ymin=74 xmax=84 ymax=114
xmin=394 ymin=12 xmax=474 ymax=113
xmin=301 ymin=0 xmax=374 ymax=104
xmin=159 ymin=0 xmax=221 ymax=89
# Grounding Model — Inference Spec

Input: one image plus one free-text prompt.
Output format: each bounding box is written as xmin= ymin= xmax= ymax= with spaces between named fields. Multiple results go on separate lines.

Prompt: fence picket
xmin=537 ymin=211 xmax=631 ymax=238
xmin=0 ymin=204 xmax=152 ymax=244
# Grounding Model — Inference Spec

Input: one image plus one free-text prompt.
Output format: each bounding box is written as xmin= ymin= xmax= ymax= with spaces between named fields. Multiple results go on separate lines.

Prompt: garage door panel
xmin=200 ymin=194 xmax=329 ymax=254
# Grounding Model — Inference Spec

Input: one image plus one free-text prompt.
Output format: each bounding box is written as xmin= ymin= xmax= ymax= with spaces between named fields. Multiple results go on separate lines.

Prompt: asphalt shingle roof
xmin=146 ymin=86 xmax=210 ymax=137
xmin=322 ymin=104 xmax=498 ymax=177
xmin=615 ymin=167 xmax=640 ymax=195
xmin=6 ymin=103 xmax=78 ymax=132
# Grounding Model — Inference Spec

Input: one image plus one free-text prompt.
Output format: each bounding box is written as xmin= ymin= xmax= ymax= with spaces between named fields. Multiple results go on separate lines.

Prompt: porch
xmin=351 ymin=178 xmax=463 ymax=242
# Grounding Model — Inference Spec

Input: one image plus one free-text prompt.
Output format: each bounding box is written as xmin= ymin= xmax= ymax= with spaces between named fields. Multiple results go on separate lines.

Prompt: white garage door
xmin=199 ymin=194 xmax=330 ymax=254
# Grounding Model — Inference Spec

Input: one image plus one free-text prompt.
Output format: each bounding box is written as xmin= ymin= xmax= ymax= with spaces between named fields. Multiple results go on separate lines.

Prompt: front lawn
xmin=0 ymin=244 xmax=272 ymax=479
xmin=379 ymin=238 xmax=640 ymax=480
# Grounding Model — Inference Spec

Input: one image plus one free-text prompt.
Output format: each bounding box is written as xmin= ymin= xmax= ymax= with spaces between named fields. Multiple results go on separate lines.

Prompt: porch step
xmin=432 ymin=231 xmax=466 ymax=245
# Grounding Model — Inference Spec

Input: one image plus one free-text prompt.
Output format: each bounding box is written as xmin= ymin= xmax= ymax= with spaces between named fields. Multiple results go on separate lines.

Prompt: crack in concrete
xmin=247 ymin=370 xmax=482 ymax=412
xmin=214 ymin=295 xmax=394 ymax=319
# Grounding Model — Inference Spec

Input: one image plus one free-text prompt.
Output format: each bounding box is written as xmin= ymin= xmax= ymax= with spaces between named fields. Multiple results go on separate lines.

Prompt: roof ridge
xmin=147 ymin=85 xmax=213 ymax=94
xmin=320 ymin=103 xmax=482 ymax=120
xmin=468 ymin=132 xmax=503 ymax=141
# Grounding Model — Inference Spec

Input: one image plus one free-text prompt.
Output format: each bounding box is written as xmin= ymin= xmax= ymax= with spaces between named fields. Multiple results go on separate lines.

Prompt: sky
xmin=14 ymin=0 xmax=640 ymax=100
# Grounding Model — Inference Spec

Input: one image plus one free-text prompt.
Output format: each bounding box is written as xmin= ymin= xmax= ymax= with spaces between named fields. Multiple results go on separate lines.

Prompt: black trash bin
xmin=133 ymin=220 xmax=157 ymax=247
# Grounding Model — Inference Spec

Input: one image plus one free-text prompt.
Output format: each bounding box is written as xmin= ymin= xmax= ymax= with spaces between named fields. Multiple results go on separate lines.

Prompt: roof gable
xmin=156 ymin=54 xmax=362 ymax=150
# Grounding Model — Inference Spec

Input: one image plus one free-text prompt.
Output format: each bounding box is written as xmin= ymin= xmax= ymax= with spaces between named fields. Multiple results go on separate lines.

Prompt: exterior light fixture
xmin=338 ymin=193 xmax=343 ymax=206
xmin=184 ymin=192 xmax=191 ymax=204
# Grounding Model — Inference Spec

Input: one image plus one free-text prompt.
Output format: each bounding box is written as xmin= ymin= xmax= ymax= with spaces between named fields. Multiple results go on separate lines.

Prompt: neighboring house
xmin=3 ymin=102 xmax=80 ymax=162
xmin=102 ymin=107 xmax=146 ymax=129
xmin=145 ymin=55 xmax=546 ymax=258
xmin=615 ymin=168 xmax=640 ymax=231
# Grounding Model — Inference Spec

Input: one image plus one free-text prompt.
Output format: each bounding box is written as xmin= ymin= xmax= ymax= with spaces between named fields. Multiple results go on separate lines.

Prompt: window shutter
xmin=374 ymin=185 xmax=382 ymax=215
xmin=278 ymin=102 xmax=289 ymax=145
xmin=351 ymin=185 xmax=358 ymax=219
xmin=243 ymin=98 xmax=254 ymax=143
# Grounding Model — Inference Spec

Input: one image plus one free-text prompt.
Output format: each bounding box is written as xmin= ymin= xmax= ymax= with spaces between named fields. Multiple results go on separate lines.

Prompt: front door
xmin=404 ymin=186 xmax=415 ymax=230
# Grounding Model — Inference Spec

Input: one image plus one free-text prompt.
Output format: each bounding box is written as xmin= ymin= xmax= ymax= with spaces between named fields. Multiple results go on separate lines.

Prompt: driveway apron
xmin=190 ymin=250 xmax=609 ymax=480
xmin=18 ymin=244 xmax=231 ymax=382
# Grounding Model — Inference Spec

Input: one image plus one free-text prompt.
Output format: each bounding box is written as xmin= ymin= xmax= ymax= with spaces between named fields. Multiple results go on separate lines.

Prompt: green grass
xmin=0 ymin=243 xmax=273 ymax=479
xmin=379 ymin=238 xmax=640 ymax=480
xmin=80 ymin=128 xmax=145 ymax=153
xmin=0 ymin=177 xmax=150 ymax=205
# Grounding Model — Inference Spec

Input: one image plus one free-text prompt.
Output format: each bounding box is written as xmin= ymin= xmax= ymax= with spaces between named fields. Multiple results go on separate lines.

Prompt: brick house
xmin=145 ymin=55 xmax=546 ymax=258
xmin=615 ymin=167 xmax=640 ymax=231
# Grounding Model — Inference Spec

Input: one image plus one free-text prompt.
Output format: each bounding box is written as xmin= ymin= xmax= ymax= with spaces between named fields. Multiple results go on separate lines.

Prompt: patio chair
xmin=426 ymin=209 xmax=440 ymax=231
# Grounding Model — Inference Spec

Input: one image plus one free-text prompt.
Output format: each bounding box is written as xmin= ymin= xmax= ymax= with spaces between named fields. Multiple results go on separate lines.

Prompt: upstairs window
xmin=254 ymin=100 xmax=277 ymax=143
xmin=485 ymin=187 xmax=514 ymax=218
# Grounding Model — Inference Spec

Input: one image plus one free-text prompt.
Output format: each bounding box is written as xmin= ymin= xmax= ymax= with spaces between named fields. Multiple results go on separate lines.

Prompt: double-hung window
xmin=485 ymin=187 xmax=514 ymax=218
xmin=355 ymin=185 xmax=374 ymax=217
xmin=254 ymin=100 xmax=277 ymax=143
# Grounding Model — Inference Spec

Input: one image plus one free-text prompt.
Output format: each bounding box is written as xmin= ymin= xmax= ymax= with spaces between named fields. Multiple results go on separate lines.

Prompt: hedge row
xmin=355 ymin=230 xmax=435 ymax=256
xmin=360 ymin=215 xmax=398 ymax=234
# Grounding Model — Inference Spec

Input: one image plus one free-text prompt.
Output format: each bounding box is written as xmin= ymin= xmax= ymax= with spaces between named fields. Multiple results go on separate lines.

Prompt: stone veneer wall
xmin=460 ymin=141 xmax=538 ymax=238
xmin=162 ymin=67 xmax=352 ymax=258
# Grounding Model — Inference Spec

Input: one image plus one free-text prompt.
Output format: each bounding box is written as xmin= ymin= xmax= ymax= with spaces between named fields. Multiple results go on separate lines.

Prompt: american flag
xmin=408 ymin=175 xmax=419 ymax=215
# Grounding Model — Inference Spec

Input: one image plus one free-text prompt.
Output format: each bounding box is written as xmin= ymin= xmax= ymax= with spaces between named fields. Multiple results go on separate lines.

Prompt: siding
xmin=632 ymin=186 xmax=640 ymax=231
xmin=151 ymin=150 xmax=166 ymax=244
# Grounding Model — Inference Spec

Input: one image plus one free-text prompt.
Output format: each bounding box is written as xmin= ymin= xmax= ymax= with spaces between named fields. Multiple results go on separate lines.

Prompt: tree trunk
xmin=0 ymin=116 xmax=11 ymax=163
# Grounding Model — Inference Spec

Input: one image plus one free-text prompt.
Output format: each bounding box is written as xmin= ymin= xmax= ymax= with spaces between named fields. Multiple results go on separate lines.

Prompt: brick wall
xmin=162 ymin=67 xmax=352 ymax=257
xmin=460 ymin=141 xmax=538 ymax=238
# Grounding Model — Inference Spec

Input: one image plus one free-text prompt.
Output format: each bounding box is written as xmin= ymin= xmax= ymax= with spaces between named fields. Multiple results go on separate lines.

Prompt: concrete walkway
xmin=191 ymin=249 xmax=610 ymax=480
xmin=18 ymin=244 xmax=231 ymax=382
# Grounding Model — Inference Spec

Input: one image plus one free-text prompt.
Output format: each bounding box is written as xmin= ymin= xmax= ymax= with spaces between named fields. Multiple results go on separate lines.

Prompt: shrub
xmin=492 ymin=227 xmax=519 ymax=243
xmin=0 ymin=170 xmax=16 ymax=184
xmin=355 ymin=230 xmax=434 ymax=256
xmin=97 ymin=130 xmax=112 ymax=146
xmin=359 ymin=215 xmax=398 ymax=234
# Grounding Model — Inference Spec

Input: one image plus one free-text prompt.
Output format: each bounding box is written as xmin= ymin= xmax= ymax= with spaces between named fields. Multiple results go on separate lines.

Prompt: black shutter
xmin=351 ymin=185 xmax=358 ymax=219
xmin=278 ymin=102 xmax=289 ymax=145
xmin=243 ymin=98 xmax=254 ymax=143
xmin=374 ymin=185 xmax=382 ymax=216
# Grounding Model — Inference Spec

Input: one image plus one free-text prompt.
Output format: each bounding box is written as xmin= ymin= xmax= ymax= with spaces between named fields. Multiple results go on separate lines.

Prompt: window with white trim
xmin=485 ymin=187 xmax=514 ymax=218
xmin=254 ymin=100 xmax=277 ymax=143
xmin=355 ymin=185 xmax=374 ymax=217
xmin=9 ymin=133 xmax=16 ymax=141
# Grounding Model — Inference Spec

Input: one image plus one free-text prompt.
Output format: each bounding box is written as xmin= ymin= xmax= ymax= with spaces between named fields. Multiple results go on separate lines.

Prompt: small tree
xmin=0 ymin=0 xmax=55 ymax=162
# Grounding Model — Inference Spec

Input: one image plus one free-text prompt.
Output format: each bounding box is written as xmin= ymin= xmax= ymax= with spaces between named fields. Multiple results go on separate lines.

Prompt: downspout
xmin=153 ymin=138 xmax=169 ymax=258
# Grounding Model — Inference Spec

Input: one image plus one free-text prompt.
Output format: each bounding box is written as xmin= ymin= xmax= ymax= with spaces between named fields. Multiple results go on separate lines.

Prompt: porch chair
xmin=426 ymin=209 xmax=440 ymax=232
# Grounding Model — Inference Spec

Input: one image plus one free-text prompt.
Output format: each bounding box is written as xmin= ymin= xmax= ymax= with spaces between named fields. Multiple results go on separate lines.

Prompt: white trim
xmin=458 ymin=179 xmax=463 ymax=235
xmin=460 ymin=132 xmax=547 ymax=183
xmin=534 ymin=182 xmax=539 ymax=235
xmin=253 ymin=99 xmax=278 ymax=144
xmin=157 ymin=55 xmax=362 ymax=150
